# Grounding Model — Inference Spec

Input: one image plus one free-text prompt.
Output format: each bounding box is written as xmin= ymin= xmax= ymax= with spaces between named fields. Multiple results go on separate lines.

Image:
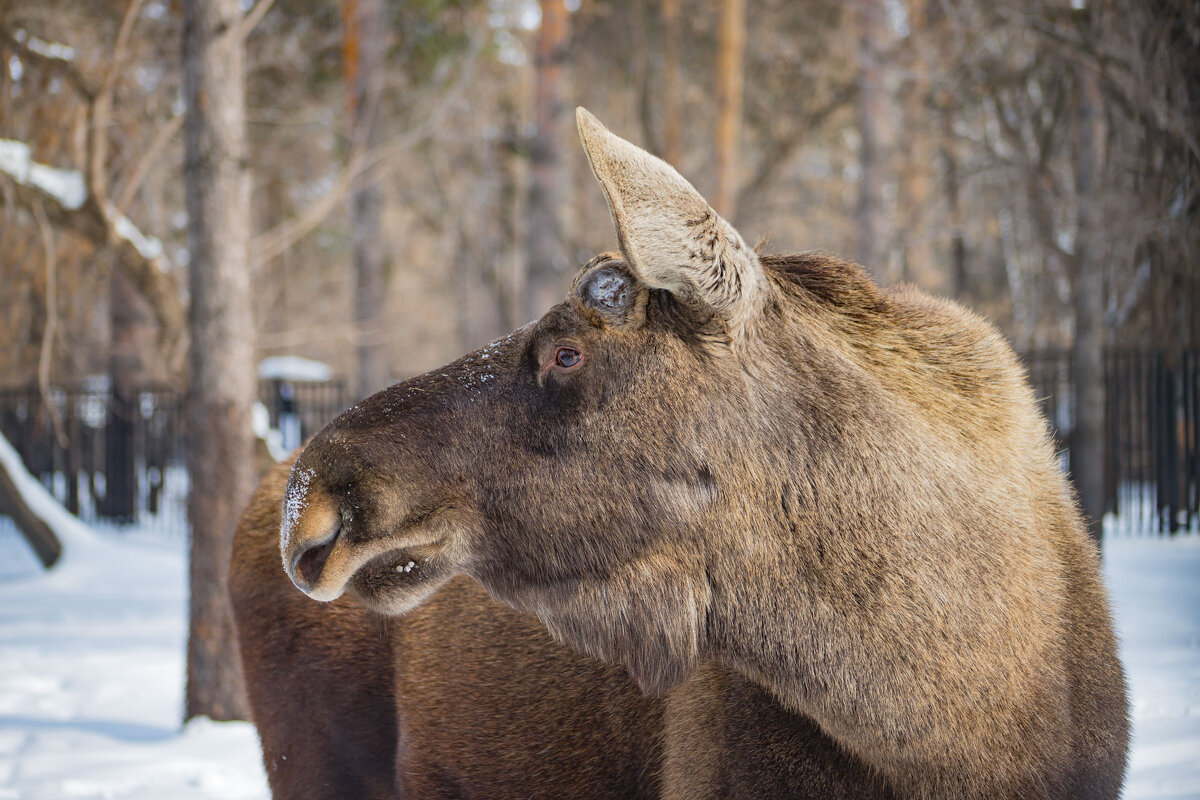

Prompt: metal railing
xmin=1 ymin=349 xmax=1197 ymax=537
xmin=0 ymin=380 xmax=351 ymax=537
xmin=1023 ymin=349 xmax=1199 ymax=535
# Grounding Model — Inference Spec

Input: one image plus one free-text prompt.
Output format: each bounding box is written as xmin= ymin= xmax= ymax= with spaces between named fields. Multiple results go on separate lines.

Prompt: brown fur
xmin=274 ymin=112 xmax=1128 ymax=799
xmin=231 ymin=457 xmax=664 ymax=799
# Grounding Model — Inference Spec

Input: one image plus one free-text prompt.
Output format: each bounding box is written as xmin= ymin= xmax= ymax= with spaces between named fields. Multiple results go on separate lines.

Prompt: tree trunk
xmin=713 ymin=0 xmax=745 ymax=221
xmin=855 ymin=0 xmax=888 ymax=282
xmin=526 ymin=0 xmax=569 ymax=320
xmin=344 ymin=0 xmax=389 ymax=399
xmin=940 ymin=136 xmax=968 ymax=298
xmin=1070 ymin=53 xmax=1108 ymax=546
xmin=183 ymin=0 xmax=254 ymax=722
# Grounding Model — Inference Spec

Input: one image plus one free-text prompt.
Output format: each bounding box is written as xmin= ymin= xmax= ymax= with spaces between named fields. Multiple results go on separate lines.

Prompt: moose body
xmin=269 ymin=109 xmax=1128 ymax=798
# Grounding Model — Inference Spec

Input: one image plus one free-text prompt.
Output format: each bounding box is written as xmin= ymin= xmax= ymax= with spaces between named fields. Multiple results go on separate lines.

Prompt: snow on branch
xmin=0 ymin=139 xmax=87 ymax=210
xmin=0 ymin=137 xmax=186 ymax=370
xmin=11 ymin=28 xmax=77 ymax=62
xmin=0 ymin=137 xmax=171 ymax=265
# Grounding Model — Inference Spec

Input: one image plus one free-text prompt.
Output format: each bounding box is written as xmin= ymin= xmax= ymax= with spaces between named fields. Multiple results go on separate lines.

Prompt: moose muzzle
xmin=280 ymin=470 xmax=346 ymax=600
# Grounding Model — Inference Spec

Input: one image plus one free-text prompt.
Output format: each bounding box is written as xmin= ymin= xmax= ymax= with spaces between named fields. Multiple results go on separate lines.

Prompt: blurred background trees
xmin=0 ymin=0 xmax=1197 ymax=713
xmin=3 ymin=0 xmax=1194 ymax=386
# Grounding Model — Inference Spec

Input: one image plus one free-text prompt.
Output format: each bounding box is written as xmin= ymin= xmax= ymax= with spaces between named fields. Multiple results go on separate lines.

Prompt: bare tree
xmin=183 ymin=0 xmax=255 ymax=721
xmin=103 ymin=270 xmax=153 ymax=522
xmin=855 ymin=0 xmax=888 ymax=281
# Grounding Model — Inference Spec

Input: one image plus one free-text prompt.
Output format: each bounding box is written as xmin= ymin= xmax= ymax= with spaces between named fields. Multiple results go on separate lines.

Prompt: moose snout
xmin=280 ymin=478 xmax=347 ymax=600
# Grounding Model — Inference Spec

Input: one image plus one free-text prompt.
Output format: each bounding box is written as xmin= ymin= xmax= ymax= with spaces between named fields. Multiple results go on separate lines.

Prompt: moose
xmin=233 ymin=108 xmax=1128 ymax=798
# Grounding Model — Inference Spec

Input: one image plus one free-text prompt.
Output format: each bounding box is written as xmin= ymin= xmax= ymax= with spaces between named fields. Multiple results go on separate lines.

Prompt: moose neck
xmin=681 ymin=331 xmax=939 ymax=723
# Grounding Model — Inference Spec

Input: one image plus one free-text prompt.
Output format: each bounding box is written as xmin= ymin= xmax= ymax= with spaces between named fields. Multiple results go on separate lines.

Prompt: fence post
xmin=101 ymin=386 xmax=137 ymax=524
xmin=66 ymin=400 xmax=81 ymax=516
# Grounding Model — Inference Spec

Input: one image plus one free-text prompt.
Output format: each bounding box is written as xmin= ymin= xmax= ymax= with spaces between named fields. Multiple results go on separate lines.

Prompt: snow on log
xmin=0 ymin=430 xmax=95 ymax=568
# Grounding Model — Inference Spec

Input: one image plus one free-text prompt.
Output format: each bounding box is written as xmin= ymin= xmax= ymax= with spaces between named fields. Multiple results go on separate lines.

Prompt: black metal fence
xmin=0 ymin=380 xmax=350 ymax=538
xmin=1 ymin=349 xmax=1197 ymax=538
xmin=1024 ymin=349 xmax=1199 ymax=535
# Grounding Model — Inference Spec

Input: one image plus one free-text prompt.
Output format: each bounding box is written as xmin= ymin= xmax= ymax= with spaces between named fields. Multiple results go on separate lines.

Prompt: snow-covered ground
xmin=1107 ymin=535 xmax=1200 ymax=799
xmin=0 ymin=514 xmax=1197 ymax=797
xmin=0 ymin=519 xmax=268 ymax=799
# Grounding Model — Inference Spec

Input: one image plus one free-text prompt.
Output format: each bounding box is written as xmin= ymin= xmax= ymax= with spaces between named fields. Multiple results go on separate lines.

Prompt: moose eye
xmin=554 ymin=346 xmax=582 ymax=369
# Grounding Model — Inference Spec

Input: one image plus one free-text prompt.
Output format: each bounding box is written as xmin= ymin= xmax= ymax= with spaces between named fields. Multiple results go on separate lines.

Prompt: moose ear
xmin=576 ymin=107 xmax=769 ymax=338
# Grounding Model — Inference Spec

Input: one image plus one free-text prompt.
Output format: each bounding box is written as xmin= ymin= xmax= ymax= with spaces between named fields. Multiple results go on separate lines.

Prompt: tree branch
xmin=251 ymin=26 xmax=485 ymax=265
xmin=113 ymin=112 xmax=183 ymax=217
xmin=0 ymin=26 xmax=96 ymax=100
xmin=2 ymin=176 xmax=186 ymax=372
xmin=32 ymin=198 xmax=67 ymax=449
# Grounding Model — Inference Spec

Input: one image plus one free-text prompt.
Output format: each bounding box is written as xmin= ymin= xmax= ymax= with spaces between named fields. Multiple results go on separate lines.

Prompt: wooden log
xmin=0 ymin=449 xmax=62 ymax=568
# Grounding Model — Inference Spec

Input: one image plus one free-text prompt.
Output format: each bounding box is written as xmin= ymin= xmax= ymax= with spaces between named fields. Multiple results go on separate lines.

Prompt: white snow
xmin=107 ymin=203 xmax=165 ymax=261
xmin=1105 ymin=536 xmax=1200 ymax=799
xmin=0 ymin=432 xmax=94 ymax=555
xmin=0 ymin=436 xmax=269 ymax=798
xmin=11 ymin=29 xmax=77 ymax=62
xmin=0 ymin=139 xmax=87 ymax=211
xmin=257 ymin=356 xmax=332 ymax=383
xmin=0 ymin=433 xmax=1196 ymax=800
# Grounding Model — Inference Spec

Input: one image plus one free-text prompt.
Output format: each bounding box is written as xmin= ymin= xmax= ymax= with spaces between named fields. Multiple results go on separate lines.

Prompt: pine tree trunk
xmin=526 ymin=0 xmax=568 ymax=320
xmin=1071 ymin=54 xmax=1108 ymax=546
xmin=345 ymin=0 xmax=389 ymax=399
xmin=183 ymin=0 xmax=254 ymax=722
xmin=713 ymin=0 xmax=745 ymax=221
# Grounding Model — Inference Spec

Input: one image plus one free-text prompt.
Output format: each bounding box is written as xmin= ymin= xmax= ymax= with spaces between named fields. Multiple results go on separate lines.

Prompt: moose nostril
xmin=296 ymin=532 xmax=338 ymax=589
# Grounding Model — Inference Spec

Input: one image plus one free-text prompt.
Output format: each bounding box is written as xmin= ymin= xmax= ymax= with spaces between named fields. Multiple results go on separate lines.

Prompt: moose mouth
xmin=284 ymin=486 xmax=465 ymax=611
xmin=345 ymin=542 xmax=454 ymax=614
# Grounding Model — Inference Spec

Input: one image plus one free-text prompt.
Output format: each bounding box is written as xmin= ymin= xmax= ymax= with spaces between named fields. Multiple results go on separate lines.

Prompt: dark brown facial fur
xmin=233 ymin=456 xmax=666 ymax=800
xmin=275 ymin=110 xmax=1128 ymax=800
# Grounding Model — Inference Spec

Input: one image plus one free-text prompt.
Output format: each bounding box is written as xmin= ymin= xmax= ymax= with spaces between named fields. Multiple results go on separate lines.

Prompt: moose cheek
xmin=346 ymin=546 xmax=455 ymax=615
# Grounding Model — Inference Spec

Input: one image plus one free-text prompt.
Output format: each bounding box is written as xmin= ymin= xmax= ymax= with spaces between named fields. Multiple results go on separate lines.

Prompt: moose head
xmin=282 ymin=109 xmax=1045 ymax=707
xmin=281 ymin=110 xmax=791 ymax=695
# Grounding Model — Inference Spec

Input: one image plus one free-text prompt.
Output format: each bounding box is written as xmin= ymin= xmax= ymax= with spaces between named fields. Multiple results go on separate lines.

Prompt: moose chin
xmin=232 ymin=108 xmax=1128 ymax=800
